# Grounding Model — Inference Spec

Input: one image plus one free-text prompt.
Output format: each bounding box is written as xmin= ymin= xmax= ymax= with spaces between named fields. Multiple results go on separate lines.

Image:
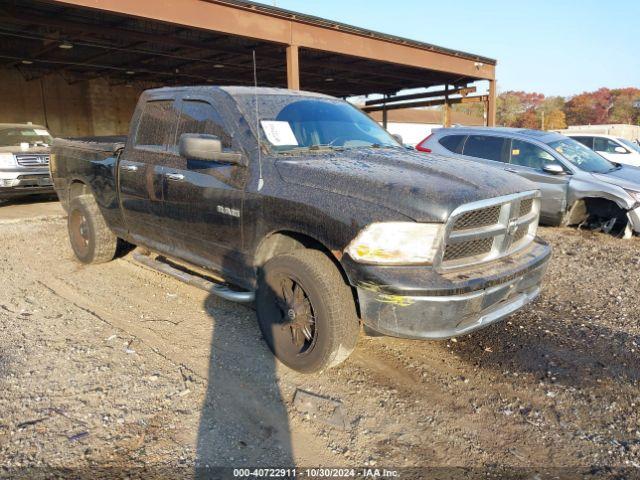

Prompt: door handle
xmin=121 ymin=164 xmax=138 ymax=172
xmin=504 ymin=168 xmax=518 ymax=173
xmin=165 ymin=172 xmax=185 ymax=182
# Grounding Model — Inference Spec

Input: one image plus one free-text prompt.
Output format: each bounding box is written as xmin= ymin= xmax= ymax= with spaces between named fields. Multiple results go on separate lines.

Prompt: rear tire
xmin=67 ymin=195 xmax=117 ymax=264
xmin=256 ymin=249 xmax=360 ymax=373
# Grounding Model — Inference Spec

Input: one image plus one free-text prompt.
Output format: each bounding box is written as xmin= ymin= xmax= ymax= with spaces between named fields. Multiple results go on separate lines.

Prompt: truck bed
xmin=53 ymin=136 xmax=127 ymax=155
xmin=51 ymin=136 xmax=128 ymax=211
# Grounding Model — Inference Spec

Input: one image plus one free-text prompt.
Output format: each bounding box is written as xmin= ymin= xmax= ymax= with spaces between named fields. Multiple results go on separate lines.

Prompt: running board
xmin=132 ymin=252 xmax=255 ymax=304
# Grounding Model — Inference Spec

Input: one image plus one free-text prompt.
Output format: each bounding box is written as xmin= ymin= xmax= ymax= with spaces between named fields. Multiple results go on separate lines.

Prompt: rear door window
xmin=462 ymin=135 xmax=508 ymax=162
xmin=438 ymin=134 xmax=466 ymax=154
xmin=135 ymin=100 xmax=179 ymax=150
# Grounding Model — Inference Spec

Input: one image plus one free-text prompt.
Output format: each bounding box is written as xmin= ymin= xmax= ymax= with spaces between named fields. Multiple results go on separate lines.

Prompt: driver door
xmin=505 ymin=139 xmax=570 ymax=224
xmin=161 ymin=95 xmax=249 ymax=278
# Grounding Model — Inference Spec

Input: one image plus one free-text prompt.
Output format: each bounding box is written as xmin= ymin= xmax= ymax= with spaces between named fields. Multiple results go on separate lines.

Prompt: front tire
xmin=256 ymin=250 xmax=360 ymax=373
xmin=67 ymin=195 xmax=118 ymax=264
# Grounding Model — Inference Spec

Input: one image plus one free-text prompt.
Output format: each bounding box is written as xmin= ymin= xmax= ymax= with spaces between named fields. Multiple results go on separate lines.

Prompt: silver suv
xmin=0 ymin=123 xmax=54 ymax=200
xmin=418 ymin=127 xmax=640 ymax=236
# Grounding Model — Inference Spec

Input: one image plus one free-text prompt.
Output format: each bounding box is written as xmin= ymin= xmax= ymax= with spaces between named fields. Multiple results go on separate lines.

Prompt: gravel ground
xmin=0 ymin=211 xmax=639 ymax=478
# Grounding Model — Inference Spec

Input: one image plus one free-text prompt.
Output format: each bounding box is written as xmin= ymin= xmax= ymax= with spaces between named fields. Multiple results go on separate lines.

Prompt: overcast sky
xmin=254 ymin=0 xmax=639 ymax=98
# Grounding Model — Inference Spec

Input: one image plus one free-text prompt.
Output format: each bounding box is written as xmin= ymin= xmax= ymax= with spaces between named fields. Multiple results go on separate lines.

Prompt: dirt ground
xmin=1 ymin=198 xmax=639 ymax=478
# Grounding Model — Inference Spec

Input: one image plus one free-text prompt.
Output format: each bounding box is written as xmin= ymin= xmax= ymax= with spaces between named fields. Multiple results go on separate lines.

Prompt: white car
xmin=568 ymin=133 xmax=640 ymax=167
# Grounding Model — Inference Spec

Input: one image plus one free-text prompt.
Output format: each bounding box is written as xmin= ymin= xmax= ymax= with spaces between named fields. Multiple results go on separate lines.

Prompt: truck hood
xmin=0 ymin=146 xmax=50 ymax=154
xmin=275 ymin=149 xmax=536 ymax=222
xmin=592 ymin=165 xmax=640 ymax=193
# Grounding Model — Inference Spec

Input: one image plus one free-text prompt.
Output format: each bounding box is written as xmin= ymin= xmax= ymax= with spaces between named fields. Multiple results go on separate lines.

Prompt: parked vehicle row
xmin=567 ymin=133 xmax=640 ymax=167
xmin=0 ymin=123 xmax=54 ymax=199
xmin=417 ymin=127 xmax=640 ymax=237
xmin=50 ymin=86 xmax=551 ymax=373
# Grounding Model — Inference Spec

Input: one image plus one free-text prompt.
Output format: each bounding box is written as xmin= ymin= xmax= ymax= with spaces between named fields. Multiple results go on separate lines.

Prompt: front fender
xmin=568 ymin=176 xmax=636 ymax=211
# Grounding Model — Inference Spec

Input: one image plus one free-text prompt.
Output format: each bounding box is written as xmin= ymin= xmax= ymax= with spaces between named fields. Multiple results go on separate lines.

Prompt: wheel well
xmin=255 ymin=231 xmax=361 ymax=318
xmin=68 ymin=180 xmax=90 ymax=201
xmin=568 ymin=197 xmax=629 ymax=234
xmin=255 ymin=231 xmax=333 ymax=267
xmin=254 ymin=231 xmax=354 ymax=295
xmin=583 ymin=197 xmax=627 ymax=220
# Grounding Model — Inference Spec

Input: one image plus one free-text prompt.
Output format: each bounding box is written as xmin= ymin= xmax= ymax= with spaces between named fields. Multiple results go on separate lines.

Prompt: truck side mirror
xmin=179 ymin=133 xmax=245 ymax=166
xmin=614 ymin=146 xmax=628 ymax=154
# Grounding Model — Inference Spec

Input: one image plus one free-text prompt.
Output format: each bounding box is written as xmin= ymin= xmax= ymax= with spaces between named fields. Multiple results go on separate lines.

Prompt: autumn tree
xmin=608 ymin=88 xmax=640 ymax=125
xmin=544 ymin=110 xmax=567 ymax=129
xmin=496 ymin=91 xmax=545 ymax=127
xmin=564 ymin=88 xmax=613 ymax=125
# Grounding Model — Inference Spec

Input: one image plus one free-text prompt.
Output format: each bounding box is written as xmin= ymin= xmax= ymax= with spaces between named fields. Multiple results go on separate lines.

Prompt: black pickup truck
xmin=51 ymin=86 xmax=551 ymax=373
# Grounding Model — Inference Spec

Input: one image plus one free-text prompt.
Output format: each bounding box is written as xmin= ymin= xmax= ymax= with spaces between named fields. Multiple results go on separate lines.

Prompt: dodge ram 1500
xmin=51 ymin=86 xmax=551 ymax=373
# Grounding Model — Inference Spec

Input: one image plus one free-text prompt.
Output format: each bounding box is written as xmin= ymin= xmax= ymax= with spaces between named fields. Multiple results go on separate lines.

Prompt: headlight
xmin=0 ymin=153 xmax=16 ymax=168
xmin=346 ymin=222 xmax=444 ymax=265
xmin=627 ymin=190 xmax=640 ymax=203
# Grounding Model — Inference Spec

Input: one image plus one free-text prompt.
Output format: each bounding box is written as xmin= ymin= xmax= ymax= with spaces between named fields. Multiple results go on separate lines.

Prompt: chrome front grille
xmin=443 ymin=237 xmax=494 ymax=262
xmin=15 ymin=154 xmax=50 ymax=167
xmin=451 ymin=205 xmax=501 ymax=230
xmin=439 ymin=191 xmax=540 ymax=270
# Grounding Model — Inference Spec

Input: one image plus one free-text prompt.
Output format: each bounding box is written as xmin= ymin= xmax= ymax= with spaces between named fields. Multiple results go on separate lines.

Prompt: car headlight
xmin=346 ymin=222 xmax=444 ymax=265
xmin=627 ymin=190 xmax=640 ymax=203
xmin=0 ymin=153 xmax=16 ymax=168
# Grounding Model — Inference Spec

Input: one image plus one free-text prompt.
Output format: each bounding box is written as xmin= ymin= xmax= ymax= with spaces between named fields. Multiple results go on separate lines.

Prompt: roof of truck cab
xmin=144 ymin=85 xmax=333 ymax=99
xmin=436 ymin=126 xmax=566 ymax=144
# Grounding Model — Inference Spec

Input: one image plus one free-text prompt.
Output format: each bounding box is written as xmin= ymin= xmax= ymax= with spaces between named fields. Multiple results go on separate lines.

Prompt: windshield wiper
xmin=309 ymin=144 xmax=343 ymax=151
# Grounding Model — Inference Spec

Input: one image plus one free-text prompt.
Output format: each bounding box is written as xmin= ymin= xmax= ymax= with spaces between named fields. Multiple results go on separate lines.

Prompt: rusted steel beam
xmin=364 ymin=85 xmax=476 ymax=106
xmin=362 ymin=95 xmax=489 ymax=113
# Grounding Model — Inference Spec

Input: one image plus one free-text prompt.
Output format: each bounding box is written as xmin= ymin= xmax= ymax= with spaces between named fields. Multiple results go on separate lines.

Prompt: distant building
xmin=556 ymin=124 xmax=640 ymax=142
xmin=368 ymin=108 xmax=484 ymax=146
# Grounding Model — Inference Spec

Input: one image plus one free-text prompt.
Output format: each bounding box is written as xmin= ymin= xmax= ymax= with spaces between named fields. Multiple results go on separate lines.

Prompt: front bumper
xmin=628 ymin=206 xmax=640 ymax=233
xmin=355 ymin=239 xmax=551 ymax=339
xmin=0 ymin=169 xmax=54 ymax=197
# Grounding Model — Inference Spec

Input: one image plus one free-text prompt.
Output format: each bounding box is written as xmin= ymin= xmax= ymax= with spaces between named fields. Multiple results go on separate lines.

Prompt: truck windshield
xmin=232 ymin=94 xmax=400 ymax=153
xmin=0 ymin=127 xmax=53 ymax=148
xmin=547 ymin=138 xmax=618 ymax=173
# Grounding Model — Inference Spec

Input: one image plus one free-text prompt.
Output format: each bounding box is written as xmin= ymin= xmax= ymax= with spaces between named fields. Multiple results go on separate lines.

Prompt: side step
xmin=132 ymin=252 xmax=255 ymax=304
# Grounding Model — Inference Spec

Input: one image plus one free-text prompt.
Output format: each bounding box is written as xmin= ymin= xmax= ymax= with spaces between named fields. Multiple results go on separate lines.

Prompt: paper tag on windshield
xmin=33 ymin=129 xmax=50 ymax=136
xmin=260 ymin=121 xmax=298 ymax=146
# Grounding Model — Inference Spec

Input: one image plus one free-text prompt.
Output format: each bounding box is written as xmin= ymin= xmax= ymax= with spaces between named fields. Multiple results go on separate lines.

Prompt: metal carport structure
xmin=0 ymin=0 xmax=497 ymax=131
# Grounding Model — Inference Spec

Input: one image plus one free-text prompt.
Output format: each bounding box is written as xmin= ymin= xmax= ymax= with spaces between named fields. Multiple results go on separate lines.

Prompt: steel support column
xmin=487 ymin=79 xmax=496 ymax=126
xmin=443 ymin=84 xmax=451 ymax=127
xmin=286 ymin=45 xmax=300 ymax=90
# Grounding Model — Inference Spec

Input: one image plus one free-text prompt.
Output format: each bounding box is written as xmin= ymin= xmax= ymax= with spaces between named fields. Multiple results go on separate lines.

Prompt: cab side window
xmin=174 ymin=100 xmax=233 ymax=153
xmin=135 ymin=100 xmax=179 ymax=151
xmin=510 ymin=139 xmax=561 ymax=170
xmin=594 ymin=137 xmax=627 ymax=154
xmin=462 ymin=135 xmax=508 ymax=163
